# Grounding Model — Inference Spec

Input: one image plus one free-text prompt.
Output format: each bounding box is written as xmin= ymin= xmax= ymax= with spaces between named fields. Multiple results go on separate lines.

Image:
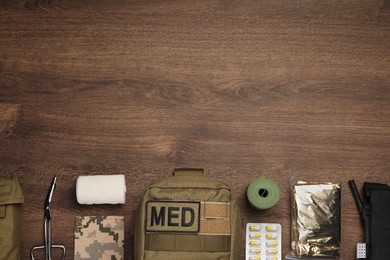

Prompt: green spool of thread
xmin=247 ymin=178 xmax=280 ymax=210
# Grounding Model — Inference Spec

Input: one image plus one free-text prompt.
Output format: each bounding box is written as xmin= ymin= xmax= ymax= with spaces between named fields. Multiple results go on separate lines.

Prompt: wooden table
xmin=1 ymin=1 xmax=389 ymax=259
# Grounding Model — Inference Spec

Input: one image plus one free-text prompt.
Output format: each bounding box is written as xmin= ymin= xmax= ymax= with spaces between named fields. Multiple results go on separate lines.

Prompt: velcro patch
xmin=145 ymin=201 xmax=200 ymax=233
xmin=200 ymin=202 xmax=231 ymax=235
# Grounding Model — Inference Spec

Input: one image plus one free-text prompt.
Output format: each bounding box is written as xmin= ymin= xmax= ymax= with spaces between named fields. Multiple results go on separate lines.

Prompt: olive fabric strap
xmin=145 ymin=234 xmax=231 ymax=252
xmin=0 ymin=205 xmax=5 ymax=218
xmin=173 ymin=168 xmax=205 ymax=177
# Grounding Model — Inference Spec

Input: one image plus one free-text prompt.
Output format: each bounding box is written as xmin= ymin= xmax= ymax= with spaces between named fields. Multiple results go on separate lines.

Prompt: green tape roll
xmin=247 ymin=178 xmax=280 ymax=210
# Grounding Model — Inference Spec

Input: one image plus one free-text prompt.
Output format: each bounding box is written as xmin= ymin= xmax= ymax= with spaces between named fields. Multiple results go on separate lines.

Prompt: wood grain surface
xmin=1 ymin=0 xmax=389 ymax=259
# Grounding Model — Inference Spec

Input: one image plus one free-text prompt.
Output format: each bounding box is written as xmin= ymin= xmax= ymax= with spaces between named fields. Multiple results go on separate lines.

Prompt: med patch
xmin=145 ymin=201 xmax=200 ymax=233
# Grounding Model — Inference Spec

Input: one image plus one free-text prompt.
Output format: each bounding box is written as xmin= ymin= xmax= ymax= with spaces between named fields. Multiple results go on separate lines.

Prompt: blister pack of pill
xmin=246 ymin=223 xmax=282 ymax=260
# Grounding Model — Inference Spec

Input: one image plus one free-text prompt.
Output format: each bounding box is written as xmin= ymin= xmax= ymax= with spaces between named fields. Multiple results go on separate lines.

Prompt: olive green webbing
xmin=144 ymin=233 xmax=231 ymax=252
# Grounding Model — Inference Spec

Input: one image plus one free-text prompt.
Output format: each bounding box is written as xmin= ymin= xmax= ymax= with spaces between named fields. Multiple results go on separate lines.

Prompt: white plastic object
xmin=357 ymin=243 xmax=366 ymax=259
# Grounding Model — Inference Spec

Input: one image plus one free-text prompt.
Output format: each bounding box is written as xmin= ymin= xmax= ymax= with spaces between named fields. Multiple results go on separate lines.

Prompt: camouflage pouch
xmin=0 ymin=176 xmax=24 ymax=260
xmin=134 ymin=169 xmax=242 ymax=260
xmin=74 ymin=216 xmax=124 ymax=260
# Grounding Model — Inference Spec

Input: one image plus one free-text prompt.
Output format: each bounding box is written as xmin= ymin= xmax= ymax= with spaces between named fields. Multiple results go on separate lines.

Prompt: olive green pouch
xmin=0 ymin=176 xmax=24 ymax=260
xmin=135 ymin=169 xmax=242 ymax=260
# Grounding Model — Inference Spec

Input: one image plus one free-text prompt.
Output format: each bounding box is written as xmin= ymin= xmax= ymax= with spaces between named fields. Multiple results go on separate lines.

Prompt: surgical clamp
xmin=30 ymin=177 xmax=66 ymax=260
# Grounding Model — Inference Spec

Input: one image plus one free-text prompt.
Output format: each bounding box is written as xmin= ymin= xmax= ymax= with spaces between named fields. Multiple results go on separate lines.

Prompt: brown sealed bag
xmin=0 ymin=176 xmax=24 ymax=260
xmin=134 ymin=169 xmax=242 ymax=260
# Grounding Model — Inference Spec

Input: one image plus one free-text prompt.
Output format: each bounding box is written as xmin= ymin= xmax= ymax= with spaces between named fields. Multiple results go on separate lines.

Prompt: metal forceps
xmin=31 ymin=177 xmax=66 ymax=260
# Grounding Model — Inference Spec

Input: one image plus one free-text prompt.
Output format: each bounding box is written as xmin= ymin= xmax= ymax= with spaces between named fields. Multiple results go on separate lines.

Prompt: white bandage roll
xmin=76 ymin=175 xmax=126 ymax=204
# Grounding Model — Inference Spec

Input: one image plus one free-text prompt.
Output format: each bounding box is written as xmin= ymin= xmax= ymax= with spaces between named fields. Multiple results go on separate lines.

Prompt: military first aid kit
xmin=134 ymin=168 xmax=242 ymax=260
xmin=0 ymin=176 xmax=24 ymax=260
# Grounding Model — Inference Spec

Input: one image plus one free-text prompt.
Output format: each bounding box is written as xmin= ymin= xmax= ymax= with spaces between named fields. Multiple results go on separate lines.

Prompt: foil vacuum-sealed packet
xmin=287 ymin=179 xmax=341 ymax=259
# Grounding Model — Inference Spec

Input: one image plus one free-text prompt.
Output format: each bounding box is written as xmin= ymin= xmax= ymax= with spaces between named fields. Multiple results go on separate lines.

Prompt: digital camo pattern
xmin=75 ymin=216 xmax=124 ymax=260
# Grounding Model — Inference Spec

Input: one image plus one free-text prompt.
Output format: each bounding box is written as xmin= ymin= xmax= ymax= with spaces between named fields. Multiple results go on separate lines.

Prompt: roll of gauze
xmin=76 ymin=175 xmax=126 ymax=204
